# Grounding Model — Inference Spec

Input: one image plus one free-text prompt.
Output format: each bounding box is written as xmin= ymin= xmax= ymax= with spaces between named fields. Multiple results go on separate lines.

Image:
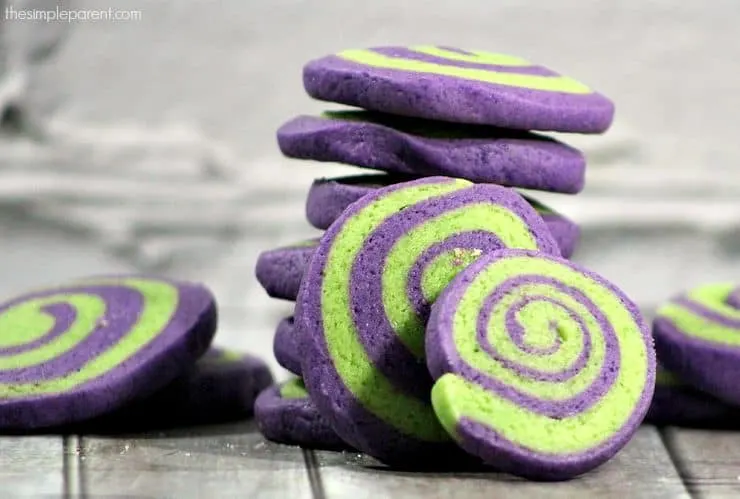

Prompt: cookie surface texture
xmin=0 ymin=275 xmax=217 ymax=430
xmin=274 ymin=317 xmax=301 ymax=375
xmin=295 ymin=176 xmax=560 ymax=464
xmin=255 ymin=239 xmax=319 ymax=301
xmin=279 ymin=111 xmax=586 ymax=193
xmin=302 ymin=46 xmax=614 ymax=133
xmin=426 ymin=249 xmax=654 ymax=480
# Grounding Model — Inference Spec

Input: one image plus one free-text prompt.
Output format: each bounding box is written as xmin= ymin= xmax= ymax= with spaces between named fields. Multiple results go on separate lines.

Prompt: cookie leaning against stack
xmin=254 ymin=45 xmax=656 ymax=480
xmin=0 ymin=275 xmax=272 ymax=432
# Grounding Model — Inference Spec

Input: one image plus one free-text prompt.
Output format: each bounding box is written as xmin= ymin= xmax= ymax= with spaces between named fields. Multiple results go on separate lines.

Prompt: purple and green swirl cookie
xmin=83 ymin=348 xmax=273 ymax=431
xmin=273 ymin=317 xmax=301 ymax=375
xmin=295 ymin=176 xmax=560 ymax=464
xmin=279 ymin=111 xmax=586 ymax=193
xmin=425 ymin=249 xmax=654 ymax=480
xmin=255 ymin=378 xmax=350 ymax=450
xmin=255 ymin=239 xmax=319 ymax=301
xmin=302 ymin=46 xmax=614 ymax=133
xmin=0 ymin=275 xmax=217 ymax=430
xmin=645 ymin=364 xmax=739 ymax=428
xmin=653 ymin=283 xmax=740 ymax=405
xmin=305 ymin=174 xmax=581 ymax=257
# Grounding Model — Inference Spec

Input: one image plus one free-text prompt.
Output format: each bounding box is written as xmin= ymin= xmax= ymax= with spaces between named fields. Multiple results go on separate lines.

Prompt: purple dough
xmin=80 ymin=348 xmax=273 ymax=431
xmin=254 ymin=380 xmax=350 ymax=450
xmin=0 ymin=275 xmax=217 ymax=430
xmin=273 ymin=317 xmax=301 ymax=375
xmin=305 ymin=174 xmax=581 ymax=257
xmin=645 ymin=365 xmax=739 ymax=428
xmin=279 ymin=111 xmax=586 ymax=193
xmin=255 ymin=239 xmax=319 ymax=301
xmin=302 ymin=46 xmax=614 ymax=133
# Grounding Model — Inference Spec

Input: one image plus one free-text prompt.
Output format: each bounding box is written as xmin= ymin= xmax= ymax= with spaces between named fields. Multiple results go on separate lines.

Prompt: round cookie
xmin=279 ymin=111 xmax=586 ymax=193
xmin=305 ymin=174 xmax=581 ymax=257
xmin=295 ymin=176 xmax=560 ymax=465
xmin=274 ymin=317 xmax=301 ymax=375
xmin=0 ymin=275 xmax=217 ymax=430
xmin=653 ymin=283 xmax=740 ymax=405
xmin=83 ymin=348 xmax=273 ymax=431
xmin=645 ymin=365 xmax=739 ymax=428
xmin=255 ymin=378 xmax=350 ymax=450
xmin=302 ymin=45 xmax=614 ymax=133
xmin=425 ymin=249 xmax=654 ymax=480
xmin=255 ymin=239 xmax=319 ymax=301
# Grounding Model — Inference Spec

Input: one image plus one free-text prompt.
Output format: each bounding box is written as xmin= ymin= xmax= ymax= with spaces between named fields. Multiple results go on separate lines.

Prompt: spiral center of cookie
xmin=514 ymin=299 xmax=572 ymax=354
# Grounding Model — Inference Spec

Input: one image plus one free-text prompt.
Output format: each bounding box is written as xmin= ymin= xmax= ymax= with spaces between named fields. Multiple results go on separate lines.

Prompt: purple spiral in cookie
xmin=425 ymin=249 xmax=654 ymax=480
xmin=295 ymin=176 xmax=560 ymax=464
xmin=255 ymin=379 xmax=351 ymax=450
xmin=0 ymin=276 xmax=217 ymax=430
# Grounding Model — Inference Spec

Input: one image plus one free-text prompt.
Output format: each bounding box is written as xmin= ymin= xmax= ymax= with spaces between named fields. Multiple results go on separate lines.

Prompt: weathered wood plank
xmin=314 ymin=427 xmax=688 ymax=499
xmin=79 ymin=420 xmax=312 ymax=499
xmin=664 ymin=427 xmax=740 ymax=498
xmin=0 ymin=436 xmax=64 ymax=497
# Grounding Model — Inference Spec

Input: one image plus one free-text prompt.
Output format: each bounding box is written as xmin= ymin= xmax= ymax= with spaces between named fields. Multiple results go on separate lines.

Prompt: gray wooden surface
xmin=663 ymin=429 xmax=740 ymax=499
xmin=0 ymin=424 xmax=705 ymax=498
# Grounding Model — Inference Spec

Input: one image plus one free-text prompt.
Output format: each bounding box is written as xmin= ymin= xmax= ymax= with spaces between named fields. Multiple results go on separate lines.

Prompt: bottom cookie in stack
xmin=253 ymin=317 xmax=350 ymax=450
xmin=255 ymin=378 xmax=350 ymax=450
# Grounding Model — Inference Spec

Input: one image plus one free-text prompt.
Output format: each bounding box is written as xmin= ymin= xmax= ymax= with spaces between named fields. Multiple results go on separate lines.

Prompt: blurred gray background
xmin=0 ymin=0 xmax=738 ymax=380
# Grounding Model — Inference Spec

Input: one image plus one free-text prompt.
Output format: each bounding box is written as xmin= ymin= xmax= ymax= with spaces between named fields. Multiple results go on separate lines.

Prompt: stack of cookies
xmin=254 ymin=45 xmax=658 ymax=480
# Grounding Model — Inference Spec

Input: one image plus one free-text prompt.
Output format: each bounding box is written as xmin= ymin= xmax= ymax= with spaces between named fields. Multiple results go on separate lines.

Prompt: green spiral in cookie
xmin=426 ymin=249 xmax=654 ymax=478
xmin=0 ymin=276 xmax=215 ymax=429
